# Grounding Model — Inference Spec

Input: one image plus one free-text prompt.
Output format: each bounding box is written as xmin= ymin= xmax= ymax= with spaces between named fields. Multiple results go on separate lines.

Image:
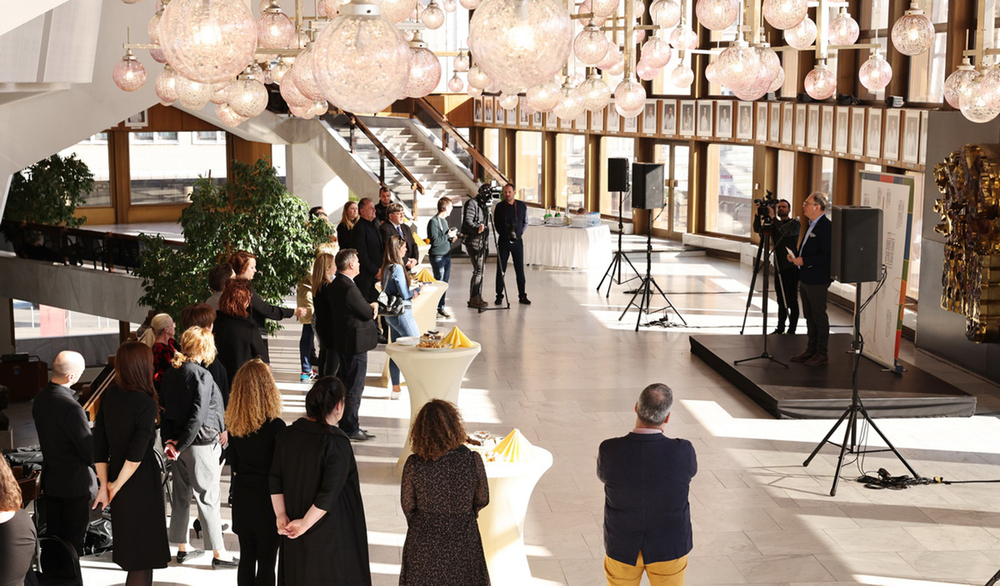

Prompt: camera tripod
xmin=618 ymin=212 xmax=686 ymax=332
xmin=597 ymin=192 xmax=640 ymax=298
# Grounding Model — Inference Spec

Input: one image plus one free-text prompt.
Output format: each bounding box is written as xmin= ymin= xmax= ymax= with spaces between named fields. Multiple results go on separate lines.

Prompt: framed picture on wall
xmin=484 ymin=97 xmax=494 ymax=124
xmin=819 ymin=106 xmax=834 ymax=152
xmin=518 ymin=98 xmax=529 ymax=126
xmin=919 ymin=110 xmax=929 ymax=165
xmin=806 ymin=104 xmax=820 ymax=150
xmin=473 ymin=98 xmax=484 ymax=123
xmin=697 ymin=100 xmax=713 ymax=138
xmin=736 ymin=102 xmax=753 ymax=140
xmin=794 ymin=104 xmax=807 ymax=147
xmin=866 ymin=108 xmax=883 ymax=160
xmin=642 ymin=101 xmax=658 ymax=135
xmin=849 ymin=107 xmax=865 ymax=157
xmin=574 ymin=112 xmax=588 ymax=131
xmin=496 ymin=104 xmax=507 ymax=125
xmin=902 ymin=110 xmax=920 ymax=164
xmin=545 ymin=110 xmax=558 ymax=129
xmin=607 ymin=103 xmax=621 ymax=133
xmin=781 ymin=102 xmax=794 ymax=144
xmin=505 ymin=106 xmax=517 ymax=127
xmin=532 ymin=110 xmax=543 ymax=127
xmin=679 ymin=100 xmax=695 ymax=137
xmin=884 ymin=109 xmax=901 ymax=161
xmin=661 ymin=100 xmax=677 ymax=136
xmin=755 ymin=102 xmax=768 ymax=142
xmin=559 ymin=112 xmax=574 ymax=130
xmin=623 ymin=112 xmax=639 ymax=134
xmin=591 ymin=107 xmax=604 ymax=132
xmin=768 ymin=103 xmax=781 ymax=143
xmin=716 ymin=101 xmax=733 ymax=139
xmin=835 ymin=107 xmax=849 ymax=154
xmin=126 ymin=110 xmax=148 ymax=129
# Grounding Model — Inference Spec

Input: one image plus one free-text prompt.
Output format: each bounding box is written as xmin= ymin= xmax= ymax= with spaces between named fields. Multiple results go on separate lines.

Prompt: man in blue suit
xmin=787 ymin=192 xmax=832 ymax=366
xmin=598 ymin=384 xmax=697 ymax=585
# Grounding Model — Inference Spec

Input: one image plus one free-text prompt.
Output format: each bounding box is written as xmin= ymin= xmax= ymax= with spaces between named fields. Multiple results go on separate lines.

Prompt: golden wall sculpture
xmin=934 ymin=143 xmax=1000 ymax=342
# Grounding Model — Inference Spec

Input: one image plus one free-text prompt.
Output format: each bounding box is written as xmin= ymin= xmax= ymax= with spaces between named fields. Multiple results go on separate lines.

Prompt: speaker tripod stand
xmin=597 ymin=191 xmax=640 ymax=298
xmin=619 ymin=214 xmax=687 ymax=332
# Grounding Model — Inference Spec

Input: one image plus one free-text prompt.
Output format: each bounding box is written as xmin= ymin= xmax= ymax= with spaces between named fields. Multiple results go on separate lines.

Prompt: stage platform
xmin=690 ymin=333 xmax=977 ymax=419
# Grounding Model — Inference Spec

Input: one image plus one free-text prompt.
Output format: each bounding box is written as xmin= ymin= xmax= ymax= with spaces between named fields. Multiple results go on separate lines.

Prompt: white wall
xmin=285 ymin=143 xmax=351 ymax=220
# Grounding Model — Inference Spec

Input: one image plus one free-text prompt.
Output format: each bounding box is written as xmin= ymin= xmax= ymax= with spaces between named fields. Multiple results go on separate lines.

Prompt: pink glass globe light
xmin=762 ymin=0 xmax=806 ymax=30
xmin=467 ymin=64 xmax=491 ymax=89
xmin=443 ymin=0 xmax=457 ymax=11
xmin=590 ymin=0 xmax=619 ymax=18
xmin=229 ymin=74 xmax=269 ymax=117
xmin=270 ymin=57 xmax=292 ymax=83
xmin=576 ymin=0 xmax=607 ymax=27
xmin=758 ymin=45 xmax=781 ymax=80
xmin=453 ymin=51 xmax=471 ymax=72
xmin=210 ymin=81 xmax=231 ymax=104
xmin=670 ymin=63 xmax=694 ymax=87
xmin=468 ymin=0 xmax=573 ymax=94
xmin=459 ymin=0 xmax=480 ymax=10
xmin=258 ymin=1 xmax=297 ymax=48
xmin=378 ymin=0 xmax=417 ymax=24
xmin=959 ymin=71 xmax=1000 ymax=123
xmin=635 ymin=60 xmax=657 ymax=81
xmin=175 ymin=74 xmax=213 ymax=109
xmin=652 ymin=0 xmax=681 ymax=28
xmin=150 ymin=46 xmax=167 ymax=64
xmin=695 ymin=0 xmax=739 ymax=31
xmin=312 ymin=0 xmax=411 ymax=114
xmin=597 ymin=47 xmax=622 ymax=71
xmin=891 ymin=5 xmax=935 ymax=56
xmin=574 ymin=26 xmax=610 ymax=65
xmin=768 ymin=65 xmax=785 ymax=92
xmin=580 ymin=71 xmax=611 ymax=111
xmin=148 ymin=11 xmax=162 ymax=44
xmin=632 ymin=29 xmax=647 ymax=47
xmin=288 ymin=102 xmax=315 ymax=118
xmin=526 ymin=79 xmax=562 ymax=112
xmin=614 ymin=78 xmax=646 ymax=118
xmin=828 ymin=8 xmax=860 ymax=46
xmin=447 ymin=72 xmax=465 ymax=92
xmin=716 ymin=40 xmax=760 ymax=93
xmin=422 ymin=1 xmax=445 ymax=29
xmin=553 ymin=83 xmax=586 ymax=120
xmin=309 ymin=100 xmax=330 ymax=117
xmin=803 ymin=62 xmax=837 ymax=100
xmin=113 ymin=50 xmax=147 ymax=92
xmin=784 ymin=15 xmax=816 ymax=50
xmin=155 ymin=65 xmax=179 ymax=105
xmin=467 ymin=85 xmax=483 ymax=97
xmin=498 ymin=91 xmax=519 ymax=110
xmin=669 ymin=23 xmax=699 ymax=50
xmin=978 ymin=65 xmax=1000 ymax=110
xmin=640 ymin=36 xmax=672 ymax=69
xmin=606 ymin=54 xmax=625 ymax=76
xmin=705 ymin=60 xmax=721 ymax=85
xmin=159 ymin=0 xmax=258 ymax=84
xmin=280 ymin=69 xmax=311 ymax=107
xmin=403 ymin=39 xmax=443 ymax=98
xmin=859 ymin=50 xmax=894 ymax=93
xmin=633 ymin=0 xmax=645 ymax=18
xmin=215 ymin=103 xmax=247 ymax=127
xmin=290 ymin=48 xmax=324 ymax=102
xmin=322 ymin=0 xmax=349 ymax=17
xmin=485 ymin=81 xmax=502 ymax=93
xmin=733 ymin=55 xmax=774 ymax=100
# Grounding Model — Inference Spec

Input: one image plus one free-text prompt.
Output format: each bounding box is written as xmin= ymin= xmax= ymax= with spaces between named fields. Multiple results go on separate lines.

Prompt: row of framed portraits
xmin=472 ymin=96 xmax=929 ymax=169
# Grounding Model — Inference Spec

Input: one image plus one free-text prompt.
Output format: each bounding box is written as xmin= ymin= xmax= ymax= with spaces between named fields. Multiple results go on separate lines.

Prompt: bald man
xmin=32 ymin=351 xmax=97 ymax=555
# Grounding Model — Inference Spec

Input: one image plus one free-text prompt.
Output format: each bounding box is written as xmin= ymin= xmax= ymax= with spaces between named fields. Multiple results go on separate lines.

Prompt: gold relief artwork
xmin=934 ymin=143 xmax=1000 ymax=342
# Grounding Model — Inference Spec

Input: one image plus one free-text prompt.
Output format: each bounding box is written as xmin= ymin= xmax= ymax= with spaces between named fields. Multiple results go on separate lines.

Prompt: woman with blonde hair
xmin=381 ymin=234 xmax=420 ymax=399
xmin=297 ymin=243 xmax=339 ymax=381
xmin=400 ymin=399 xmax=489 ymax=585
xmin=226 ymin=359 xmax=286 ymax=586
xmin=139 ymin=313 xmax=177 ymax=385
xmin=337 ymin=200 xmax=359 ymax=246
xmin=311 ymin=250 xmax=340 ymax=377
xmin=159 ymin=326 xmax=235 ymax=568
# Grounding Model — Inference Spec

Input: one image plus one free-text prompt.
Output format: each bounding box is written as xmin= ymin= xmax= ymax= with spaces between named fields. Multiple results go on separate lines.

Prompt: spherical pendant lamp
xmin=762 ymin=0 xmax=806 ymax=30
xmin=576 ymin=0 xmax=607 ymax=27
xmin=574 ymin=26 xmax=610 ymax=65
xmin=553 ymin=81 xmax=585 ymax=120
xmin=590 ymin=0 xmax=619 ymax=18
xmin=859 ymin=50 xmax=894 ymax=93
xmin=695 ymin=0 xmax=739 ymax=31
xmin=309 ymin=100 xmax=330 ymax=117
xmin=467 ymin=85 xmax=484 ymax=97
xmin=784 ymin=15 xmax=816 ymax=50
xmin=828 ymin=8 xmax=860 ymax=46
xmin=280 ymin=67 xmax=312 ymax=107
xmin=443 ymin=0 xmax=457 ymax=11
xmin=959 ymin=70 xmax=1000 ymax=123
xmin=270 ymin=57 xmax=292 ymax=84
xmin=768 ymin=65 xmax=785 ymax=92
xmin=175 ymin=74 xmax=213 ymax=109
xmin=716 ymin=39 xmax=760 ymax=93
xmin=670 ymin=63 xmax=694 ymax=87
xmin=290 ymin=48 xmax=325 ymax=102
xmin=459 ymin=0 xmax=481 ymax=10
xmin=614 ymin=77 xmax=646 ymax=118
xmin=210 ymin=81 xmax=232 ymax=104
xmin=258 ymin=1 xmax=296 ymax=49
xmin=468 ymin=64 xmax=491 ymax=89
xmin=640 ymin=35 xmax=672 ymax=69
xmin=378 ymin=0 xmax=417 ymax=24
xmin=580 ymin=71 xmax=611 ymax=111
xmin=155 ymin=65 xmax=180 ymax=105
xmin=498 ymin=91 xmax=519 ymax=110
xmin=891 ymin=4 xmax=935 ymax=56
xmin=422 ymin=1 xmax=446 ymax=29
xmin=705 ymin=60 xmax=721 ymax=85
xmin=229 ymin=73 xmax=269 ymax=117
xmin=652 ymin=0 xmax=681 ymax=28
xmin=404 ymin=33 xmax=443 ymax=98
xmin=635 ymin=60 xmax=657 ymax=81
xmin=159 ymin=0 xmax=258 ymax=84
xmin=669 ymin=22 xmax=699 ymax=50
xmin=113 ymin=49 xmax=147 ymax=92
xmin=803 ymin=61 xmax=837 ymax=100
xmin=454 ymin=51 xmax=471 ymax=72
xmin=526 ymin=79 xmax=561 ymax=112
xmin=447 ymin=72 xmax=465 ymax=92
xmin=215 ymin=103 xmax=247 ymax=127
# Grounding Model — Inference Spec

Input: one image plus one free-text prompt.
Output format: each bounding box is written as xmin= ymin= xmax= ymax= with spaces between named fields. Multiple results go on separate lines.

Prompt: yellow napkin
xmin=442 ymin=326 xmax=475 ymax=348
xmin=414 ymin=268 xmax=437 ymax=283
xmin=492 ymin=429 xmax=534 ymax=463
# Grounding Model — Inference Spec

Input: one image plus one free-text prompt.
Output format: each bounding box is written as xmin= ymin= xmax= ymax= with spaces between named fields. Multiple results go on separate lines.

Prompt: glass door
xmin=653 ymin=143 xmax=691 ymax=240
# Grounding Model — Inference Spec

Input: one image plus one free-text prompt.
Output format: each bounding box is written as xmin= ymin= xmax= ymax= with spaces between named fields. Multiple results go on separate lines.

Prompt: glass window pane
xmin=674 ymin=145 xmax=689 ymax=234
xmin=600 ymin=137 xmax=634 ymax=219
xmin=908 ymin=31 xmax=946 ymax=103
xmin=58 ymin=136 xmax=111 ymax=207
xmin=556 ymin=134 xmax=585 ymax=210
xmin=776 ymin=150 xmax=795 ymax=203
xmin=705 ymin=143 xmax=753 ymax=237
xmin=482 ymin=128 xmax=500 ymax=168
xmin=819 ymin=156 xmax=834 ymax=196
xmin=905 ymin=170 xmax=923 ymax=300
xmin=515 ymin=131 xmax=542 ymax=204
xmin=129 ymin=131 xmax=227 ymax=205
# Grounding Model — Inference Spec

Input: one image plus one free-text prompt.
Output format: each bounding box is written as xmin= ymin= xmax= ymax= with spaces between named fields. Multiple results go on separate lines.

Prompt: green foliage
xmin=135 ymin=159 xmax=333 ymax=330
xmin=4 ymin=154 xmax=93 ymax=227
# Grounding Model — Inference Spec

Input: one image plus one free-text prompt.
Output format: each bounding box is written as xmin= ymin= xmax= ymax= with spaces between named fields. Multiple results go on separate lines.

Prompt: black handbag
xmin=377 ymin=290 xmax=405 ymax=317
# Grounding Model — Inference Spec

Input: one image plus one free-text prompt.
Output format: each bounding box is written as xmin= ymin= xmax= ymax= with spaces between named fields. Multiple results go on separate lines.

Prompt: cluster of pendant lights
xmin=112 ymin=0 xmax=941 ymax=127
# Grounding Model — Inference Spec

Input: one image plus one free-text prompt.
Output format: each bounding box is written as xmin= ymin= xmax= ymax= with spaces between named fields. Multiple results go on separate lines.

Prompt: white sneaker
xmin=390 ymin=390 xmax=401 ymax=400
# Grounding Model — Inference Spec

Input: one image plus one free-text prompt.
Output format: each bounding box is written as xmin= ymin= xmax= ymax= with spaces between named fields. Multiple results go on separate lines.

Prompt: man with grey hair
xmin=597 ymin=383 xmax=697 ymax=585
xmin=32 ymin=351 xmax=97 ymax=558
xmin=787 ymin=191 xmax=832 ymax=366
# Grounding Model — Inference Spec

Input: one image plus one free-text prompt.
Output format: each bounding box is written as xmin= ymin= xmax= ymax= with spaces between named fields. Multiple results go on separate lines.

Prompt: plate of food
xmin=396 ymin=337 xmax=419 ymax=346
xmin=416 ymin=330 xmax=451 ymax=350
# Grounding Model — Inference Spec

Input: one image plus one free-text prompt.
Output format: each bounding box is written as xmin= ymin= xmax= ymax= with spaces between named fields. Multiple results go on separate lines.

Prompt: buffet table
xmin=524 ymin=224 xmax=612 ymax=270
xmin=384 ymin=342 xmax=481 ymax=466
xmin=479 ymin=447 xmax=554 ymax=584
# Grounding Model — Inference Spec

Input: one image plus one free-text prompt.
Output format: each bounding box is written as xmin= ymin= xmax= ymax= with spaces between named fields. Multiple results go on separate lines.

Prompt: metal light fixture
xmin=859 ymin=49 xmax=893 ymax=93
xmin=113 ymin=48 xmax=147 ymax=92
xmin=403 ymin=32 xmax=443 ymax=98
xmin=891 ymin=3 xmax=935 ymax=56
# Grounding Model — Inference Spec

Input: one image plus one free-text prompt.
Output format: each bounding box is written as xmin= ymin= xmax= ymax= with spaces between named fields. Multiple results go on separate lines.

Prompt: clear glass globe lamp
xmin=695 ymin=0 xmax=739 ymax=31
xmin=215 ymin=103 xmax=247 ymax=127
xmin=590 ymin=0 xmax=620 ymax=19
xmin=803 ymin=61 xmax=837 ymax=100
xmin=576 ymin=0 xmax=607 ymax=27
xmin=443 ymin=0 xmax=457 ymax=12
xmin=978 ymin=65 xmax=1000 ymax=110
xmin=614 ymin=77 xmax=646 ymax=118
xmin=467 ymin=64 xmax=491 ymax=89
xmin=640 ymin=36 xmax=672 ymax=69
xmin=270 ymin=57 xmax=292 ymax=83
xmin=309 ymin=100 xmax=330 ymax=117
xmin=155 ymin=65 xmax=179 ymax=105
xmin=447 ymin=72 xmax=465 ymax=92
xmin=652 ymin=0 xmax=681 ymax=28
xmin=784 ymin=15 xmax=816 ymax=50
xmin=229 ymin=73 xmax=269 ymax=117
xmin=891 ymin=4 xmax=935 ymax=56
xmin=580 ymin=71 xmax=611 ymax=111
xmin=113 ymin=49 xmax=147 ymax=92
xmin=403 ymin=36 xmax=443 ymax=98
xmin=635 ymin=60 xmax=657 ymax=81
xmin=761 ymin=0 xmax=806 ymax=30
xmin=175 ymin=74 xmax=213 ymax=109
xmin=498 ymin=91 xmax=519 ymax=110
xmin=670 ymin=63 xmax=694 ymax=87
xmin=716 ymin=40 xmax=760 ymax=93
xmin=422 ymin=1 xmax=445 ymax=29
xmin=669 ymin=22 xmax=699 ymax=50
xmin=828 ymin=8 xmax=859 ymax=46
xmin=459 ymin=0 xmax=480 ymax=10
xmin=526 ymin=79 xmax=561 ymax=112
xmin=553 ymin=82 xmax=586 ymax=120
xmin=574 ymin=26 xmax=610 ymax=65
xmin=468 ymin=0 xmax=573 ymax=94
xmin=258 ymin=1 xmax=296 ymax=49
xmin=312 ymin=0 xmax=411 ymax=114
xmin=859 ymin=50 xmax=894 ymax=93
xmin=454 ymin=50 xmax=471 ymax=72
xmin=378 ymin=0 xmax=417 ymax=24
xmin=159 ymin=0 xmax=258 ymax=84
xmin=960 ymin=70 xmax=1000 ymax=123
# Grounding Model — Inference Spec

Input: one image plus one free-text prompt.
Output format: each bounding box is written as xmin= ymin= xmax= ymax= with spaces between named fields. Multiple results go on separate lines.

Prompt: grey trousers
xmin=169 ymin=442 xmax=225 ymax=551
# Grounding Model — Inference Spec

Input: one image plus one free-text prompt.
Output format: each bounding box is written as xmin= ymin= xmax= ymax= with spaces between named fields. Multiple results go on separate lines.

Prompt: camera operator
xmin=462 ymin=185 xmax=494 ymax=309
xmin=753 ymin=198 xmax=800 ymax=335
xmin=493 ymin=183 xmax=530 ymax=305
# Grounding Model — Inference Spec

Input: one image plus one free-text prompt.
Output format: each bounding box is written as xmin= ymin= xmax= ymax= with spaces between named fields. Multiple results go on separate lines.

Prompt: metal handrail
xmin=344 ymin=113 xmax=425 ymax=196
xmin=413 ymin=97 xmax=510 ymax=186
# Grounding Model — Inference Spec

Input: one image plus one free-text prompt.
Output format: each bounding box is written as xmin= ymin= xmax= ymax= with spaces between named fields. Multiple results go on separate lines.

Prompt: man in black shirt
xmin=374 ymin=186 xmax=392 ymax=225
xmin=493 ymin=183 xmax=530 ymax=305
xmin=754 ymin=199 xmax=801 ymax=334
xmin=352 ymin=198 xmax=385 ymax=303
xmin=462 ymin=190 xmax=490 ymax=309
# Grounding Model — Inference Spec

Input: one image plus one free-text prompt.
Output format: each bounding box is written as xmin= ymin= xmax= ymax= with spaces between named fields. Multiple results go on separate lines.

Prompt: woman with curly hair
xmin=0 ymin=457 xmax=35 ymax=586
xmin=399 ymin=399 xmax=489 ymax=586
xmin=226 ymin=359 xmax=286 ymax=586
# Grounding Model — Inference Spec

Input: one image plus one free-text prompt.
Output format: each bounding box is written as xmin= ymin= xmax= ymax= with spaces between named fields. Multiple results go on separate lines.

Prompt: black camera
xmin=476 ymin=182 xmax=502 ymax=206
xmin=754 ymin=190 xmax=778 ymax=216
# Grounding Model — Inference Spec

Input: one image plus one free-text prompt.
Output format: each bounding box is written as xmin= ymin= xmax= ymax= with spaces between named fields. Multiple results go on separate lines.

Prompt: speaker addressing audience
xmin=493 ymin=183 xmax=530 ymax=305
xmin=0 ymin=457 xmax=35 ymax=586
xmin=598 ymin=383 xmax=697 ymax=586
xmin=787 ymin=192 xmax=832 ymax=366
xmin=753 ymin=199 xmax=801 ymax=335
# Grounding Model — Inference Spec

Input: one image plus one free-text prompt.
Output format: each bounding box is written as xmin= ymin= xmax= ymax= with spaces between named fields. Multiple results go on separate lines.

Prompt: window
xmin=776 ymin=150 xmax=796 ymax=203
xmin=515 ymin=131 xmax=542 ymax=204
xmin=905 ymin=170 xmax=923 ymax=301
xmin=705 ymin=143 xmax=753 ymax=237
xmin=818 ymin=156 xmax=834 ymax=196
xmin=194 ymin=131 xmax=226 ymax=143
xmin=156 ymin=132 xmax=179 ymax=143
xmin=129 ymin=131 xmax=227 ymax=205
xmin=600 ymin=137 xmax=634 ymax=219
xmin=555 ymin=134 xmax=585 ymax=210
xmin=58 ymin=136 xmax=111 ymax=207
xmin=652 ymin=143 xmax=690 ymax=235
xmin=482 ymin=128 xmax=500 ymax=168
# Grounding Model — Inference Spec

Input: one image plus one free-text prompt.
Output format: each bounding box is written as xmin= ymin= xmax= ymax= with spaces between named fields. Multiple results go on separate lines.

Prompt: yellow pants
xmin=604 ymin=552 xmax=688 ymax=586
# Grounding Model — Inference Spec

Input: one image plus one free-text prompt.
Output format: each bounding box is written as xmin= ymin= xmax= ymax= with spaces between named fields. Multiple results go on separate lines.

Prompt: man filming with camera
xmin=463 ymin=185 xmax=494 ymax=309
xmin=753 ymin=197 xmax=800 ymax=335
xmin=493 ymin=183 xmax=530 ymax=305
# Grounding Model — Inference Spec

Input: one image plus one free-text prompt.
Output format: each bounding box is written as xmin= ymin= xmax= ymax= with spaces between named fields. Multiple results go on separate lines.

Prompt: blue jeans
xmin=299 ymin=323 xmax=315 ymax=373
xmin=386 ymin=309 xmax=419 ymax=385
xmin=429 ymin=254 xmax=451 ymax=309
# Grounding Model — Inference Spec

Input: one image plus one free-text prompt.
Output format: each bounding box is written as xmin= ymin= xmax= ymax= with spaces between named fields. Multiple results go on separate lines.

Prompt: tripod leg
xmin=858 ymin=407 xmax=921 ymax=479
xmin=636 ymin=277 xmax=651 ymax=331
xmin=619 ymin=278 xmax=644 ymax=321
xmin=803 ymin=407 xmax=851 ymax=466
xmin=599 ymin=253 xmax=619 ymax=297
xmin=740 ymin=238 xmax=768 ymax=335
xmin=648 ymin=278 xmax=688 ymax=326
xmin=830 ymin=409 xmax=858 ymax=496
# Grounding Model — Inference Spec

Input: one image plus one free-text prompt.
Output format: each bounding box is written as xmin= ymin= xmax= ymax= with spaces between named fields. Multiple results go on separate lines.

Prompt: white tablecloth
xmin=380 ymin=282 xmax=448 ymax=385
xmin=524 ymin=224 xmax=612 ymax=270
xmin=384 ymin=342 xmax=481 ymax=466
xmin=479 ymin=447 xmax=554 ymax=584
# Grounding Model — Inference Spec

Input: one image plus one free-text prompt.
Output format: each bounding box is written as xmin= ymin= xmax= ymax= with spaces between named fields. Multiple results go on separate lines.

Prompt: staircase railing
xmin=412 ymin=98 xmax=509 ymax=187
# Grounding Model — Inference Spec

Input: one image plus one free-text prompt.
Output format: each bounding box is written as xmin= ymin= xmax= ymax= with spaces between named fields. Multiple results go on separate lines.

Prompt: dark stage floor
xmin=690 ymin=333 xmax=977 ymax=419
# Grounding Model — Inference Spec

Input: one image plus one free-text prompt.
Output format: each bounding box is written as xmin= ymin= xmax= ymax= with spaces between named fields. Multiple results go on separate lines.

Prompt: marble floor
xmin=11 ymin=248 xmax=1000 ymax=586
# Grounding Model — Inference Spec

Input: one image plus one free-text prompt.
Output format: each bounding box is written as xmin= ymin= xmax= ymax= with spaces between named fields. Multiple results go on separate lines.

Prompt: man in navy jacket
xmin=598 ymin=383 xmax=697 ymax=585
xmin=787 ymin=192 xmax=833 ymax=366
xmin=493 ymin=183 xmax=530 ymax=305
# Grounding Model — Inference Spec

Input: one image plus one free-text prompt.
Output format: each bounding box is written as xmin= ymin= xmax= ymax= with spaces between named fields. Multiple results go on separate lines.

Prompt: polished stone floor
xmin=13 ymin=247 xmax=1000 ymax=585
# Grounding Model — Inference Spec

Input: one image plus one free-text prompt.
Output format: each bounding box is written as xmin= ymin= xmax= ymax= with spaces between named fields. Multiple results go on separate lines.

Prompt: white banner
xmin=857 ymin=171 xmax=915 ymax=372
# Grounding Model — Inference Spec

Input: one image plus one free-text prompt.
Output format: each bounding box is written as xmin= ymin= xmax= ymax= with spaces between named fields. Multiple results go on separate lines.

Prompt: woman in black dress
xmin=226 ymin=359 xmax=286 ymax=586
xmin=269 ymin=377 xmax=371 ymax=586
xmin=93 ymin=342 xmax=170 ymax=586
xmin=337 ymin=200 xmax=359 ymax=247
xmin=0 ymin=457 xmax=35 ymax=586
xmin=310 ymin=251 xmax=338 ymax=378
xmin=400 ymin=399 xmax=490 ymax=586
xmin=215 ymin=278 xmax=270 ymax=387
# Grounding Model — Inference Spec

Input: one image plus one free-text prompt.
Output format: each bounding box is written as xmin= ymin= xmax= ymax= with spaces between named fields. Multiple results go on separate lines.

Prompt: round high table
xmin=478 ymin=447 xmax=554 ymax=584
xmin=384 ymin=342 xmax=481 ymax=466
xmin=380 ymin=282 xmax=448 ymax=385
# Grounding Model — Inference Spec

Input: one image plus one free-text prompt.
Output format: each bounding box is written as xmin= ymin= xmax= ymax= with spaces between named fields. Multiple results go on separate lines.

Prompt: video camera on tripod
xmin=753 ymin=190 xmax=779 ymax=233
xmin=476 ymin=182 xmax=502 ymax=207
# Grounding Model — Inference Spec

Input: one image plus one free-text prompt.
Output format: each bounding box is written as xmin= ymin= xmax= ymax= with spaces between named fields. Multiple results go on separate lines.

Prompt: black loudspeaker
xmin=608 ymin=158 xmax=629 ymax=192
xmin=831 ymin=206 xmax=883 ymax=283
xmin=631 ymin=163 xmax=665 ymax=210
